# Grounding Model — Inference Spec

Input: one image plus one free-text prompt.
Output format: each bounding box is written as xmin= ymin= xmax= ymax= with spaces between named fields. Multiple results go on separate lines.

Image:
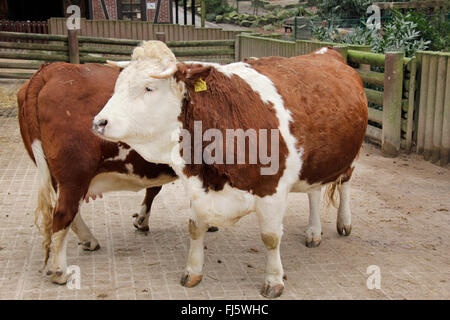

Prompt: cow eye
xmin=145 ymin=87 xmax=153 ymax=92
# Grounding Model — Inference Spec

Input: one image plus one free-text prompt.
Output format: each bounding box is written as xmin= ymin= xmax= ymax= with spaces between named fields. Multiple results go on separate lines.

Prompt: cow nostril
xmin=97 ymin=119 xmax=108 ymax=127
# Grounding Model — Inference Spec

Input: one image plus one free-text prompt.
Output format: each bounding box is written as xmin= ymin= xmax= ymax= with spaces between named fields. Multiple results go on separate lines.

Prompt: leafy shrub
xmin=205 ymin=0 xmax=222 ymax=14
xmin=205 ymin=0 xmax=232 ymax=16
xmin=401 ymin=10 xmax=449 ymax=51
xmin=310 ymin=23 xmax=339 ymax=42
xmin=371 ymin=12 xmax=430 ymax=57
xmin=312 ymin=11 xmax=431 ymax=57
xmin=318 ymin=0 xmax=374 ymax=19
xmin=206 ymin=13 xmax=216 ymax=21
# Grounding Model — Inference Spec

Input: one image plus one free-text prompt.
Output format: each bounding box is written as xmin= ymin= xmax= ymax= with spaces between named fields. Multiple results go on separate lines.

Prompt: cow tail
xmin=24 ymin=65 xmax=55 ymax=268
xmin=31 ymin=141 xmax=55 ymax=269
xmin=325 ymin=177 xmax=342 ymax=208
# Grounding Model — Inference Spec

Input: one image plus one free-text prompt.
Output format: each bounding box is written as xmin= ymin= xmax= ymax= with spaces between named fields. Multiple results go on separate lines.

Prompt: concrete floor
xmin=0 ymin=82 xmax=449 ymax=300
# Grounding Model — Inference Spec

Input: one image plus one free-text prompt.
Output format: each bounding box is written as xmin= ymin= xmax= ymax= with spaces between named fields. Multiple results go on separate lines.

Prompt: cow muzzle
xmin=92 ymin=118 xmax=108 ymax=136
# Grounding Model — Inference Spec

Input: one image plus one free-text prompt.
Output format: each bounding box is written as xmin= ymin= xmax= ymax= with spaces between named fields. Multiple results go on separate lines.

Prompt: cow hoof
xmin=261 ymin=283 xmax=284 ymax=299
xmin=305 ymin=227 xmax=321 ymax=248
xmin=207 ymin=226 xmax=219 ymax=232
xmin=81 ymin=240 xmax=100 ymax=251
xmin=133 ymin=214 xmax=149 ymax=232
xmin=51 ymin=272 xmax=70 ymax=285
xmin=337 ymin=223 xmax=352 ymax=236
xmin=305 ymin=238 xmax=321 ymax=248
xmin=180 ymin=272 xmax=203 ymax=288
xmin=133 ymin=223 xmax=149 ymax=232
xmin=47 ymin=268 xmax=70 ymax=284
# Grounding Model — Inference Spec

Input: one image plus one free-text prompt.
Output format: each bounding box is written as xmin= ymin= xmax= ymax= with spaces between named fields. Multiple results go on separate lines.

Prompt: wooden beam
xmin=382 ymin=51 xmax=404 ymax=157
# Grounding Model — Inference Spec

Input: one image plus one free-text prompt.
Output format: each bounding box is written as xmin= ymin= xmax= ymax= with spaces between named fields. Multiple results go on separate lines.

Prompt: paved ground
xmin=0 ymin=80 xmax=449 ymax=300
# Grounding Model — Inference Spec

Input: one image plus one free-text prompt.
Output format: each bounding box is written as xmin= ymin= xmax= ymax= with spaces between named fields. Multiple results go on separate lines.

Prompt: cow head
xmin=93 ymin=41 xmax=209 ymax=164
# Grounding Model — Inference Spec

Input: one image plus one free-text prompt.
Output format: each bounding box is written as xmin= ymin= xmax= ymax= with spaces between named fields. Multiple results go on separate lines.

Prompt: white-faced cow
xmin=18 ymin=62 xmax=177 ymax=284
xmin=93 ymin=41 xmax=368 ymax=298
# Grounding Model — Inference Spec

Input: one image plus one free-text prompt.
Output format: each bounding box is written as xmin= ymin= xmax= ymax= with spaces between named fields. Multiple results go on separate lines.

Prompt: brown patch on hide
xmin=249 ymin=49 xmax=367 ymax=186
xmin=175 ymin=63 xmax=288 ymax=197
xmin=261 ymin=233 xmax=279 ymax=250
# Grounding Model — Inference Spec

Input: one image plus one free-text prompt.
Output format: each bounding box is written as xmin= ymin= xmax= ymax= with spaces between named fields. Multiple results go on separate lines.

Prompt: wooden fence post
xmin=333 ymin=45 xmax=348 ymax=62
xmin=431 ymin=55 xmax=447 ymax=163
xmin=423 ymin=55 xmax=438 ymax=161
xmin=155 ymin=32 xmax=166 ymax=42
xmin=68 ymin=29 xmax=79 ymax=64
xmin=201 ymin=0 xmax=205 ymax=28
xmin=405 ymin=58 xmax=417 ymax=152
xmin=234 ymin=34 xmax=241 ymax=62
xmin=441 ymin=59 xmax=450 ymax=166
xmin=359 ymin=46 xmax=371 ymax=71
xmin=382 ymin=51 xmax=404 ymax=157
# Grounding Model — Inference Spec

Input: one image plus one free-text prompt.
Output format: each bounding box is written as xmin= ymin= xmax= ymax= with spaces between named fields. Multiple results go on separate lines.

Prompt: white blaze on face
xmin=93 ymin=41 xmax=184 ymax=164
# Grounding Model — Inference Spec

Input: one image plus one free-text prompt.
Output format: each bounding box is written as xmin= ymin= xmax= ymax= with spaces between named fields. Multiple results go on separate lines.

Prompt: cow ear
xmin=176 ymin=64 xmax=212 ymax=83
xmin=186 ymin=66 xmax=212 ymax=81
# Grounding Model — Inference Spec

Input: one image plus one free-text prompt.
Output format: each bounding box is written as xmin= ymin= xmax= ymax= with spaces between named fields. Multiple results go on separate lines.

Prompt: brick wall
xmin=91 ymin=0 xmax=171 ymax=23
xmin=92 ymin=0 xmax=118 ymax=20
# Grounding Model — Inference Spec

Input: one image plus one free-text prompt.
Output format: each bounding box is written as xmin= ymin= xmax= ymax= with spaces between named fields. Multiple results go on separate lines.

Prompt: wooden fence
xmin=237 ymin=34 xmax=370 ymax=60
xmin=0 ymin=31 xmax=447 ymax=165
xmin=0 ymin=31 xmax=236 ymax=80
xmin=415 ymin=51 xmax=450 ymax=166
xmin=347 ymin=49 xmax=417 ymax=156
xmin=48 ymin=18 xmax=240 ymax=42
xmin=0 ymin=20 xmax=48 ymax=35
xmin=237 ymin=34 xmax=416 ymax=157
xmin=0 ymin=21 xmax=48 ymax=43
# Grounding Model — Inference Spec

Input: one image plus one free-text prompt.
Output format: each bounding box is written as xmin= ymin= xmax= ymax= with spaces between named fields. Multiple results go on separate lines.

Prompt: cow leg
xmin=256 ymin=196 xmax=286 ymax=299
xmin=47 ymin=184 xmax=85 ymax=284
xmin=180 ymin=215 xmax=208 ymax=288
xmin=71 ymin=213 xmax=100 ymax=251
xmin=305 ymin=188 xmax=322 ymax=248
xmin=336 ymin=182 xmax=352 ymax=236
xmin=133 ymin=186 xmax=161 ymax=232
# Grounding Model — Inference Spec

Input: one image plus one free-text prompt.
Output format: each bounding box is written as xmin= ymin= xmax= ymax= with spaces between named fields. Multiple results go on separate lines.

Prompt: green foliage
xmin=263 ymin=24 xmax=275 ymax=31
xmin=311 ymin=11 xmax=432 ymax=57
xmin=294 ymin=6 xmax=315 ymax=17
xmin=204 ymin=0 xmax=233 ymax=16
xmin=371 ymin=12 xmax=430 ymax=57
xmin=218 ymin=6 xmax=301 ymax=27
xmin=310 ymin=23 xmax=339 ymax=42
xmin=206 ymin=13 xmax=217 ymax=21
xmin=318 ymin=0 xmax=374 ymax=19
xmin=205 ymin=0 xmax=222 ymax=14
xmin=400 ymin=10 xmax=449 ymax=51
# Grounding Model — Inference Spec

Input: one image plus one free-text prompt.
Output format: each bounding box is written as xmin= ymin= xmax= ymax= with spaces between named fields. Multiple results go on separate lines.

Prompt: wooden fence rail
xmin=0 ymin=31 xmax=236 ymax=79
xmin=416 ymin=51 xmax=450 ymax=166
xmin=48 ymin=18 xmax=240 ymax=42
xmin=0 ymin=20 xmax=48 ymax=42
xmin=1 ymin=31 xmax=447 ymax=166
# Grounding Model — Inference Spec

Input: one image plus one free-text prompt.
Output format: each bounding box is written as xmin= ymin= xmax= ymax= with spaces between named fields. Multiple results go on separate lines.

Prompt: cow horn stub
xmin=149 ymin=62 xmax=177 ymax=79
xmin=106 ymin=60 xmax=131 ymax=69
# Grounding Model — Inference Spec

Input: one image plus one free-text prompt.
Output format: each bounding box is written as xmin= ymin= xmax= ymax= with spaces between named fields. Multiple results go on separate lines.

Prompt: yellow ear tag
xmin=194 ymin=78 xmax=207 ymax=92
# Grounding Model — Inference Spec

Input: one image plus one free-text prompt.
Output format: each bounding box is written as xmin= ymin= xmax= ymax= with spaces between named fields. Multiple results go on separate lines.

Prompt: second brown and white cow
xmin=93 ymin=42 xmax=368 ymax=298
xmin=18 ymin=62 xmax=177 ymax=284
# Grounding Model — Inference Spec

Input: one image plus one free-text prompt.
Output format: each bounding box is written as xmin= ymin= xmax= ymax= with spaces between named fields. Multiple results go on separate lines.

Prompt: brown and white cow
xmin=18 ymin=62 xmax=177 ymax=284
xmin=93 ymin=42 xmax=368 ymax=298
